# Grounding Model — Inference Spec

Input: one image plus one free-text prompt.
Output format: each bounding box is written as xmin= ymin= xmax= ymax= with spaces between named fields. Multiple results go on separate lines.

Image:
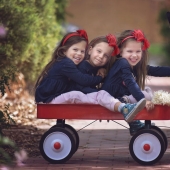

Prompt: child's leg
xmin=124 ymin=86 xmax=153 ymax=103
xmin=50 ymin=90 xmax=146 ymax=123
xmin=95 ymin=90 xmax=146 ymax=122
xmin=122 ymin=87 xmax=154 ymax=136
xmin=95 ymin=90 xmax=120 ymax=111
xmin=49 ymin=91 xmax=99 ymax=104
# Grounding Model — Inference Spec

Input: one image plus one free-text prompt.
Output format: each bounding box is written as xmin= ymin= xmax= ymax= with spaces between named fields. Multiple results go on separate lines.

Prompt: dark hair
xmin=85 ymin=36 xmax=115 ymax=72
xmin=117 ymin=30 xmax=149 ymax=90
xmin=34 ymin=32 xmax=88 ymax=90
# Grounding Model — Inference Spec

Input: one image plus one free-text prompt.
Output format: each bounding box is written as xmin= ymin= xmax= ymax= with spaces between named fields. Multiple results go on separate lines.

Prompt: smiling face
xmin=87 ymin=42 xmax=113 ymax=67
xmin=120 ymin=40 xmax=143 ymax=67
xmin=64 ymin=41 xmax=87 ymax=65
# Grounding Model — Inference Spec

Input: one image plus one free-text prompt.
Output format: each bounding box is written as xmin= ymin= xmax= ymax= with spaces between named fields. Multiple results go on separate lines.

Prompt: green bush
xmin=55 ymin=0 xmax=68 ymax=24
xmin=0 ymin=134 xmax=17 ymax=165
xmin=0 ymin=0 xmax=68 ymax=85
xmin=148 ymin=43 xmax=165 ymax=56
xmin=158 ymin=8 xmax=170 ymax=64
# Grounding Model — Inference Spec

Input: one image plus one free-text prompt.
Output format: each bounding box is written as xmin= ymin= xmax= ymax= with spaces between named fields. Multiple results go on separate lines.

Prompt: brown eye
xmin=73 ymin=49 xmax=78 ymax=51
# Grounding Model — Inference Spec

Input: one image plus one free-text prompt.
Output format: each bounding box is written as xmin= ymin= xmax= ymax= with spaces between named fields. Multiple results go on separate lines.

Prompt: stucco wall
xmin=65 ymin=0 xmax=169 ymax=43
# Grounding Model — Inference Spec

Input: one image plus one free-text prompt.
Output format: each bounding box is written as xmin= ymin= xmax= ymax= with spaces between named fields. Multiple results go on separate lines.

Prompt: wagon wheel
xmin=51 ymin=124 xmax=79 ymax=153
xmin=39 ymin=127 xmax=76 ymax=164
xmin=129 ymin=129 xmax=165 ymax=165
xmin=64 ymin=124 xmax=79 ymax=152
xmin=141 ymin=125 xmax=168 ymax=152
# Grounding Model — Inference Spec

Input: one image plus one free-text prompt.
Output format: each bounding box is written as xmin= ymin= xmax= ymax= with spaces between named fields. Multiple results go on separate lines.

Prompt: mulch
xmin=0 ymin=73 xmax=56 ymax=158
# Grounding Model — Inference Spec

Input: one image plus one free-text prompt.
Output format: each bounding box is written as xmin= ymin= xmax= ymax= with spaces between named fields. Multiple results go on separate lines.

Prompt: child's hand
xmin=145 ymin=101 xmax=154 ymax=111
xmin=97 ymin=68 xmax=106 ymax=78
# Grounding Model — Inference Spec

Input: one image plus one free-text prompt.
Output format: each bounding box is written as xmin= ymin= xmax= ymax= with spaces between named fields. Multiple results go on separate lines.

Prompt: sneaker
xmin=121 ymin=98 xmax=146 ymax=123
xmin=129 ymin=120 xmax=156 ymax=136
xmin=129 ymin=120 xmax=145 ymax=136
xmin=119 ymin=96 xmax=129 ymax=103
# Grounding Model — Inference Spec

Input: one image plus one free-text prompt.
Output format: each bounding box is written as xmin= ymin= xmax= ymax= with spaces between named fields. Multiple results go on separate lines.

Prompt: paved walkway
xmin=10 ymin=119 xmax=170 ymax=170
xmin=11 ymin=77 xmax=170 ymax=169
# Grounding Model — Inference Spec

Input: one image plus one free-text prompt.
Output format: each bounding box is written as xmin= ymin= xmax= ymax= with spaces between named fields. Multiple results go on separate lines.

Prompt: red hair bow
xmin=132 ymin=30 xmax=150 ymax=50
xmin=77 ymin=30 xmax=88 ymax=43
xmin=62 ymin=29 xmax=88 ymax=45
xmin=106 ymin=34 xmax=120 ymax=56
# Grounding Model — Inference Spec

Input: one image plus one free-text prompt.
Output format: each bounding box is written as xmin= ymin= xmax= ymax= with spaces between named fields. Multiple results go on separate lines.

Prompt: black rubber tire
xmin=64 ymin=124 xmax=79 ymax=152
xmin=39 ymin=127 xmax=76 ymax=164
xmin=129 ymin=129 xmax=165 ymax=165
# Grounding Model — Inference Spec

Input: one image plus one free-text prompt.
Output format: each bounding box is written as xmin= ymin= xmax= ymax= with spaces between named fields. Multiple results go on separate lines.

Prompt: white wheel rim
xmin=43 ymin=131 xmax=72 ymax=160
xmin=133 ymin=133 xmax=161 ymax=162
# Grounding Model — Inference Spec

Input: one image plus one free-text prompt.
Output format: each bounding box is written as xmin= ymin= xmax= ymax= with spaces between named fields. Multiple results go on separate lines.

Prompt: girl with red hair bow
xmin=102 ymin=29 xmax=170 ymax=135
xmin=35 ymin=29 xmax=95 ymax=103
xmin=74 ymin=34 xmax=120 ymax=94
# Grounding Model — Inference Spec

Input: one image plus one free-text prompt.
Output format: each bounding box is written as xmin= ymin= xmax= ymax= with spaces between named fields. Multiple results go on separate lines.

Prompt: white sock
xmin=118 ymin=103 xmax=126 ymax=112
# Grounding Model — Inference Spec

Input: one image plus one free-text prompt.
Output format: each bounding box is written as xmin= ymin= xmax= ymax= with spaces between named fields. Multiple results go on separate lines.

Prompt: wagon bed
xmin=37 ymin=104 xmax=170 ymax=120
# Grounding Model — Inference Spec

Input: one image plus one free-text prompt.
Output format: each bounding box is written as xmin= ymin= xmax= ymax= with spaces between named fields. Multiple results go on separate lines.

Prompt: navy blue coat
xmin=102 ymin=58 xmax=170 ymax=101
xmin=35 ymin=58 xmax=102 ymax=103
xmin=68 ymin=60 xmax=100 ymax=93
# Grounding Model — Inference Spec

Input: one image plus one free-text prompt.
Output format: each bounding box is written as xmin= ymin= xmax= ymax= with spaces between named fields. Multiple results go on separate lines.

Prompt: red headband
xmin=106 ymin=34 xmax=120 ymax=56
xmin=62 ymin=29 xmax=88 ymax=45
xmin=121 ymin=30 xmax=150 ymax=50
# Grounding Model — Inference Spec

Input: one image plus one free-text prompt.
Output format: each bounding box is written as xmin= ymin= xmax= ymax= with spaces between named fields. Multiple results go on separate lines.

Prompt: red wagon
xmin=37 ymin=104 xmax=170 ymax=165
